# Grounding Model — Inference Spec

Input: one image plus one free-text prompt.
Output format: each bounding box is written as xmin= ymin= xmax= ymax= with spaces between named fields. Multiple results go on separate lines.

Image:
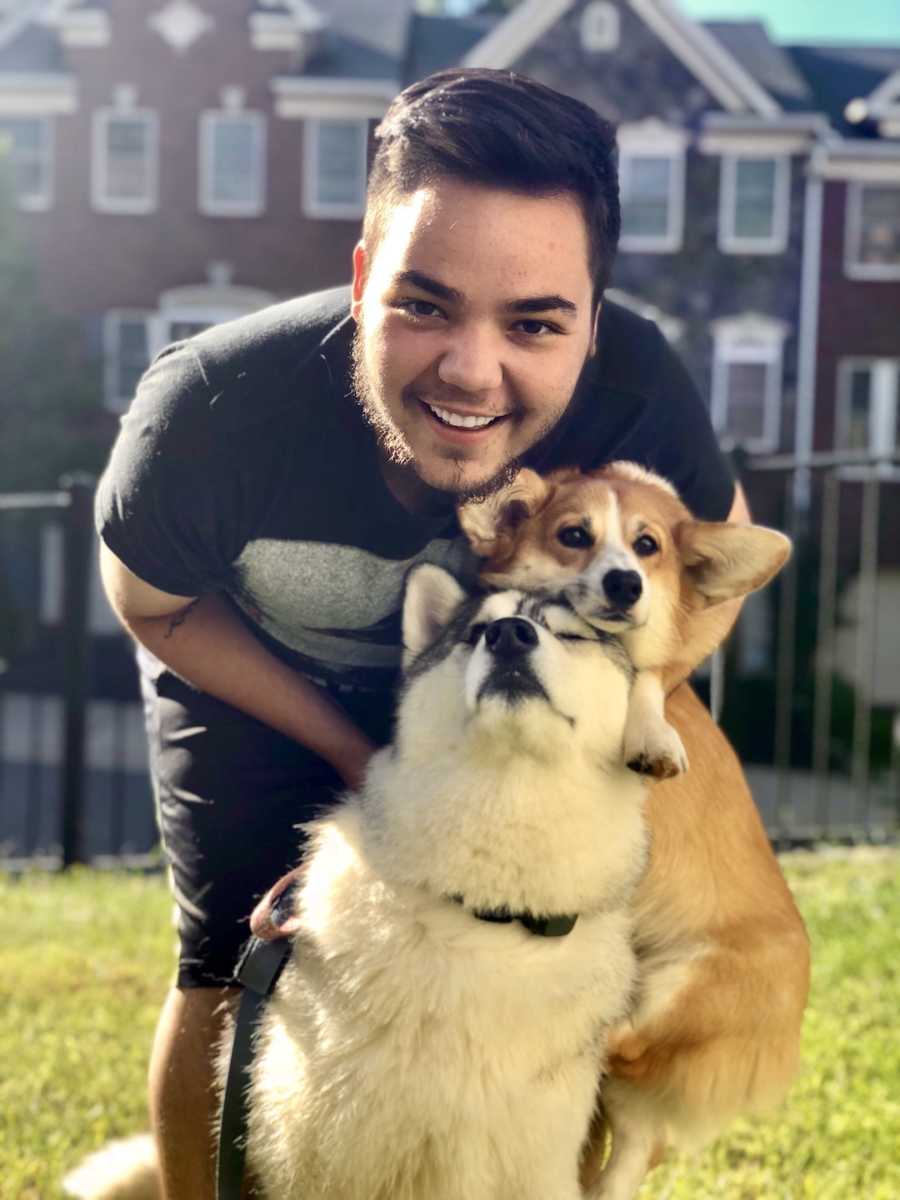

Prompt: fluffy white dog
xmin=65 ymin=564 xmax=649 ymax=1200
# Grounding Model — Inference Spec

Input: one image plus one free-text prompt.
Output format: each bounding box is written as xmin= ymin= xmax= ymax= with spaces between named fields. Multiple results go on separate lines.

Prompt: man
xmin=97 ymin=69 xmax=748 ymax=1198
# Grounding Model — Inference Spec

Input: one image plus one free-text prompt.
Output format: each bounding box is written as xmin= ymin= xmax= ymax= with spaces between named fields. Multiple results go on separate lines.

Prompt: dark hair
xmin=365 ymin=68 xmax=620 ymax=304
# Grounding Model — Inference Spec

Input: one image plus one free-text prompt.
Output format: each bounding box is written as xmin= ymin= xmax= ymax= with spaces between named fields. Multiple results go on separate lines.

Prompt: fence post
xmin=60 ymin=472 xmax=95 ymax=868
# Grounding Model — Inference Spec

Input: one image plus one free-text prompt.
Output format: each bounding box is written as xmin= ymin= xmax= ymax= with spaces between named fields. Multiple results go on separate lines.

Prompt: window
xmin=836 ymin=359 xmax=900 ymax=461
xmin=711 ymin=315 xmax=788 ymax=452
xmin=0 ymin=117 xmax=52 ymax=210
xmin=719 ymin=155 xmax=789 ymax=254
xmin=199 ymin=112 xmax=266 ymax=216
xmin=579 ymin=2 xmax=619 ymax=52
xmin=92 ymin=110 xmax=158 ymax=213
xmin=303 ymin=118 xmax=368 ymax=219
xmin=845 ymin=183 xmax=900 ymax=279
xmin=104 ymin=313 xmax=152 ymax=411
xmin=617 ymin=124 xmax=686 ymax=253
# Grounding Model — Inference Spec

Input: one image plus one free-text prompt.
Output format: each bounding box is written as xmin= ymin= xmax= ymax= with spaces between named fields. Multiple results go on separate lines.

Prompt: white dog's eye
xmin=633 ymin=533 xmax=659 ymax=557
xmin=557 ymin=525 xmax=593 ymax=550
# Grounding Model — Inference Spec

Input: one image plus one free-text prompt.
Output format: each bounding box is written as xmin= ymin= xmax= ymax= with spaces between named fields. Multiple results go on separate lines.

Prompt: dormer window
xmin=92 ymin=108 xmax=159 ymax=214
xmin=719 ymin=155 xmax=790 ymax=254
xmin=0 ymin=117 xmax=53 ymax=211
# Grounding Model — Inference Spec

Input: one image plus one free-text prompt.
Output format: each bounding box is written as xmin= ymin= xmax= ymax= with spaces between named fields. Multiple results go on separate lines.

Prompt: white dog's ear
xmin=402 ymin=564 xmax=468 ymax=659
xmin=457 ymin=469 xmax=552 ymax=557
xmin=677 ymin=522 xmax=792 ymax=606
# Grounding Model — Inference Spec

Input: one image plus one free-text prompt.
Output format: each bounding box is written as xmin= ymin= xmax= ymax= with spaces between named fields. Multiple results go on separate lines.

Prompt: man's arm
xmin=100 ymin=543 xmax=376 ymax=790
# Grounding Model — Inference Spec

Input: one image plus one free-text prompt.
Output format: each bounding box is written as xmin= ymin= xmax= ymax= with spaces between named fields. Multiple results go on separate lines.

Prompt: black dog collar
xmin=449 ymin=895 xmax=578 ymax=937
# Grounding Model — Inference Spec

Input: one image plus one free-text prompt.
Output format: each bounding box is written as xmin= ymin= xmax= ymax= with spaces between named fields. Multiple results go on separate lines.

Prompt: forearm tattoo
xmin=164 ymin=598 xmax=200 ymax=639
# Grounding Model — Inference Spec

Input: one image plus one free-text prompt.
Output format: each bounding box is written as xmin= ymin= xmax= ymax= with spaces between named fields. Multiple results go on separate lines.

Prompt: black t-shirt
xmin=96 ymin=285 xmax=733 ymax=694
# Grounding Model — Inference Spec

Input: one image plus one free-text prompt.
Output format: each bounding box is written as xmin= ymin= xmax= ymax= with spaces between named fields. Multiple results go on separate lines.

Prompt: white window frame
xmin=103 ymin=310 xmax=153 ymax=412
xmin=835 ymin=358 xmax=900 ymax=467
xmin=711 ymin=316 xmax=788 ymax=453
xmin=617 ymin=123 xmax=687 ymax=254
xmin=844 ymin=180 xmax=900 ymax=281
xmin=302 ymin=117 xmax=368 ymax=220
xmin=718 ymin=153 xmax=790 ymax=254
xmin=579 ymin=2 xmax=620 ymax=52
xmin=199 ymin=110 xmax=266 ymax=218
xmin=91 ymin=108 xmax=159 ymax=214
xmin=0 ymin=115 xmax=54 ymax=211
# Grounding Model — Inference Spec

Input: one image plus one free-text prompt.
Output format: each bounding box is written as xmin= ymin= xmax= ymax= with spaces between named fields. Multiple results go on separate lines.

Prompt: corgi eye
xmin=557 ymin=526 xmax=593 ymax=549
xmin=466 ymin=623 xmax=487 ymax=646
xmin=633 ymin=534 xmax=659 ymax=557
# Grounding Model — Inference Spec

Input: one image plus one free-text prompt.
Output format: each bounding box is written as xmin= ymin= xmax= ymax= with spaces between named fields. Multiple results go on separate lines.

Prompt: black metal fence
xmin=0 ymin=456 xmax=897 ymax=868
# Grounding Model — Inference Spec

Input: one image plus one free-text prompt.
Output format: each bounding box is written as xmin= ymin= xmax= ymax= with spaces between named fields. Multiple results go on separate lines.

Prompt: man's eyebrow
xmin=508 ymin=295 xmax=578 ymax=316
xmin=393 ymin=270 xmax=462 ymax=304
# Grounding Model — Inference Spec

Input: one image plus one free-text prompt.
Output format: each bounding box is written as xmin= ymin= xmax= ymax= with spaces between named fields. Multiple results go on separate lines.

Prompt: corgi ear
xmin=677 ymin=522 xmax=792 ymax=606
xmin=402 ymin=564 xmax=468 ymax=661
xmin=457 ymin=469 xmax=552 ymax=557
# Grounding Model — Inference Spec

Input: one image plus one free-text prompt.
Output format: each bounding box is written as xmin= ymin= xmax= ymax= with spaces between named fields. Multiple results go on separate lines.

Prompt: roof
xmin=301 ymin=31 xmax=398 ymax=82
xmin=702 ymin=21 xmax=813 ymax=112
xmin=403 ymin=13 xmax=497 ymax=86
xmin=0 ymin=19 xmax=65 ymax=72
xmin=787 ymin=42 xmax=900 ymax=134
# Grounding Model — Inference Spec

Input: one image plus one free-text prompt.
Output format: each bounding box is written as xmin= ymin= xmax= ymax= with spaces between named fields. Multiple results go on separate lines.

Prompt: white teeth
xmin=426 ymin=403 xmax=499 ymax=429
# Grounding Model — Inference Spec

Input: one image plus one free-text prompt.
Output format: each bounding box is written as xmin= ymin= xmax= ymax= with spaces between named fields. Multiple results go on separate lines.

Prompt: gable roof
xmin=788 ymin=42 xmax=900 ymax=135
xmin=403 ymin=12 xmax=496 ymax=86
xmin=703 ymin=21 xmax=813 ymax=112
xmin=462 ymin=0 xmax=779 ymax=117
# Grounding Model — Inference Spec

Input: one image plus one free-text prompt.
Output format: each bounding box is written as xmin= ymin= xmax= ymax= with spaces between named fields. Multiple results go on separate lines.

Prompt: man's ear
xmin=677 ymin=522 xmax=792 ymax=607
xmin=351 ymin=241 xmax=368 ymax=321
xmin=457 ymin=469 xmax=552 ymax=558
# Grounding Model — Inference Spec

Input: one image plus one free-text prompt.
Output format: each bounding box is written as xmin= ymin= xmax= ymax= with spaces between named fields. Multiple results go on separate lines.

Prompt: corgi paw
xmin=624 ymin=720 xmax=688 ymax=780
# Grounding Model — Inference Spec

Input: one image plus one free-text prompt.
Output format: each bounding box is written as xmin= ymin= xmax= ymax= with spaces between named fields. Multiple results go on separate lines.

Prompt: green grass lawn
xmin=1 ymin=850 xmax=898 ymax=1199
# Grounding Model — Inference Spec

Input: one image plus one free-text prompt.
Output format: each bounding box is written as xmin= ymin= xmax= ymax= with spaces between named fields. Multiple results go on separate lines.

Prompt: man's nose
xmin=437 ymin=326 xmax=504 ymax=393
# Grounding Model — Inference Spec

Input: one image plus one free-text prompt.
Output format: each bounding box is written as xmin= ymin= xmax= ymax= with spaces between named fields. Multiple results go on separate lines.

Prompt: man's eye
xmin=513 ymin=319 xmax=558 ymax=337
xmin=557 ymin=526 xmax=593 ymax=549
xmin=398 ymin=299 xmax=443 ymax=320
xmin=466 ymin=623 xmax=487 ymax=646
xmin=633 ymin=533 xmax=659 ymax=557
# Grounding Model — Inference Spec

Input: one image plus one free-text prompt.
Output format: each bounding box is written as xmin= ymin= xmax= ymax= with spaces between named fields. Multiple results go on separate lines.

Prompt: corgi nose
xmin=484 ymin=617 xmax=539 ymax=657
xmin=603 ymin=569 xmax=642 ymax=608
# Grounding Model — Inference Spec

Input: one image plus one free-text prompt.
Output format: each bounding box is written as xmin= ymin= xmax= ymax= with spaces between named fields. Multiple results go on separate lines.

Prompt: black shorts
xmin=139 ymin=650 xmax=396 ymax=988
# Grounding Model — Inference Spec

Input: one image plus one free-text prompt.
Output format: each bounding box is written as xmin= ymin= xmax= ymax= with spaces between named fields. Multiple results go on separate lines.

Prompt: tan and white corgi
xmin=459 ymin=461 xmax=791 ymax=779
xmin=459 ymin=463 xmax=810 ymax=1198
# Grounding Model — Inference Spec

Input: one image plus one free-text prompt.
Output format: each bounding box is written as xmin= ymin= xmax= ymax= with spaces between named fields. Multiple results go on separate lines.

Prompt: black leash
xmin=217 ymin=899 xmax=296 ymax=1200
xmin=216 ymin=890 xmax=575 ymax=1198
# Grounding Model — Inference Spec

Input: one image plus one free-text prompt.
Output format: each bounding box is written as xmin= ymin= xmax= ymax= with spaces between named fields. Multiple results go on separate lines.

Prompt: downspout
xmin=793 ymin=151 xmax=825 ymax=511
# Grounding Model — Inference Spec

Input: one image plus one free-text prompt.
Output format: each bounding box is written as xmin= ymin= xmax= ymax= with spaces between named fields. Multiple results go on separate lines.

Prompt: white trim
xmin=0 ymin=74 xmax=77 ymax=116
xmin=0 ymin=114 xmax=54 ymax=211
xmin=250 ymin=14 xmax=302 ymax=51
xmin=617 ymin=128 xmax=686 ymax=253
xmin=272 ymin=77 xmax=396 ymax=121
xmin=710 ymin=313 xmax=789 ymax=453
xmin=302 ymin=117 xmax=368 ymax=220
xmin=700 ymin=131 xmax=811 ymax=157
xmin=718 ymin=154 xmax=790 ymax=255
xmin=91 ymin=108 xmax=159 ymax=215
xmin=56 ymin=7 xmax=110 ymax=47
xmin=159 ymin=282 xmax=275 ymax=312
xmin=148 ymin=0 xmax=215 ymax=54
xmin=627 ymin=0 xmax=779 ymax=118
xmin=198 ymin=110 xmax=267 ymax=218
xmin=844 ymin=180 xmax=900 ymax=281
xmin=463 ymin=0 xmax=574 ymax=69
xmin=793 ymin=173 xmax=824 ymax=510
xmin=605 ymin=288 xmax=683 ymax=343
xmin=812 ymin=139 xmax=900 ymax=184
xmin=866 ymin=67 xmax=900 ymax=109
xmin=835 ymin=358 xmax=900 ymax=464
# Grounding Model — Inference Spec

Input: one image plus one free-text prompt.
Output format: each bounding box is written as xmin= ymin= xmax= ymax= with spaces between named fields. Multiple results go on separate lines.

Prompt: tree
xmin=0 ymin=156 xmax=104 ymax=492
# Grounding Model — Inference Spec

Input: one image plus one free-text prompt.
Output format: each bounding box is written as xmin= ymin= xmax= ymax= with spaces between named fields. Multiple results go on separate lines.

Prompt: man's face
xmin=351 ymin=179 xmax=597 ymax=499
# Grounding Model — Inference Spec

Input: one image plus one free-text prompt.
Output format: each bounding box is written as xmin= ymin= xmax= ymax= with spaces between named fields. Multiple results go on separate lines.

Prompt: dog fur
xmin=64 ymin=565 xmax=649 ymax=1200
xmin=458 ymin=461 xmax=791 ymax=780
xmin=459 ymin=463 xmax=810 ymax=1199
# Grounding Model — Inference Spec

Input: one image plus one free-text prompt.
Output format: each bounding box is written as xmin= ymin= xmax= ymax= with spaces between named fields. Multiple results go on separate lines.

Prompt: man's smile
xmin=417 ymin=397 xmax=512 ymax=438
